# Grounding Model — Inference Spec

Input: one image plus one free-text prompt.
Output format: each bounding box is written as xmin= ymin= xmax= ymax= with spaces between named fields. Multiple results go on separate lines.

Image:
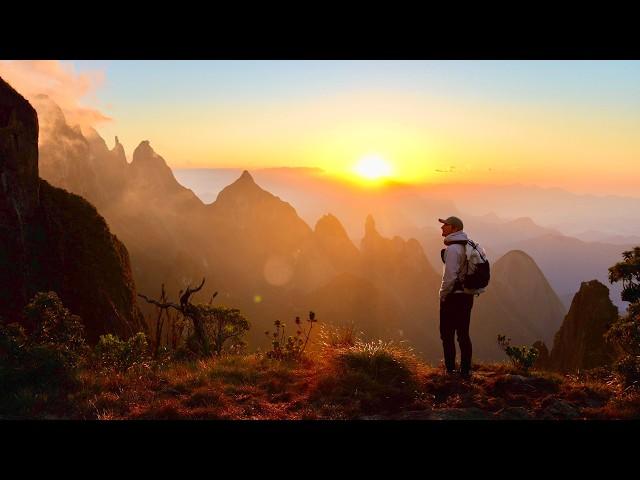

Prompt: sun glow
xmin=353 ymin=155 xmax=394 ymax=181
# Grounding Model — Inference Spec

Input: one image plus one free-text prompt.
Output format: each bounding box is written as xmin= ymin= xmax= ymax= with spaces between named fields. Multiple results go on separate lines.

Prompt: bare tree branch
xmin=138 ymin=293 xmax=181 ymax=311
xmin=180 ymin=277 xmax=206 ymax=306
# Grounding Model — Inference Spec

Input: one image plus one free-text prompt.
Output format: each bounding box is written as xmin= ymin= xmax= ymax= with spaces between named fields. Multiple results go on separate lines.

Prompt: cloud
xmin=0 ymin=60 xmax=111 ymax=136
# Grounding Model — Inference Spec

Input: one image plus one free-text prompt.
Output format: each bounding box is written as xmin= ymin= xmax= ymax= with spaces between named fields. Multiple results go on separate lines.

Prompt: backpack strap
xmin=448 ymin=240 xmax=469 ymax=290
xmin=464 ymin=239 xmax=488 ymax=263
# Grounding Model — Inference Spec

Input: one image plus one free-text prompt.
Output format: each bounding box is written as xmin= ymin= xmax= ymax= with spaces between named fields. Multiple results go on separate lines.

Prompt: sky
xmin=1 ymin=60 xmax=639 ymax=195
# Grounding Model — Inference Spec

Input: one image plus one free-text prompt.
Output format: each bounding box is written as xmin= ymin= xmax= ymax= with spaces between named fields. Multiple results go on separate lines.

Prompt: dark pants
xmin=440 ymin=293 xmax=474 ymax=373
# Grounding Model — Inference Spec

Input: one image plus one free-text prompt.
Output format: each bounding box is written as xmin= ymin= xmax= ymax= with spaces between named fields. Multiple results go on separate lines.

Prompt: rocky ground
xmin=9 ymin=349 xmax=632 ymax=420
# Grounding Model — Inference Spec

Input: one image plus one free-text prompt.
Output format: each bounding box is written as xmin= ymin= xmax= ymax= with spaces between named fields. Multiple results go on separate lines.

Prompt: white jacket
xmin=439 ymin=230 xmax=469 ymax=301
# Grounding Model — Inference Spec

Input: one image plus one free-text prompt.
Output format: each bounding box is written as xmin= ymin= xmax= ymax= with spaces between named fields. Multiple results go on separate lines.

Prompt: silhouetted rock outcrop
xmin=314 ymin=213 xmax=360 ymax=268
xmin=549 ymin=280 xmax=618 ymax=372
xmin=291 ymin=213 xmax=361 ymax=292
xmin=0 ymin=76 xmax=40 ymax=315
xmin=129 ymin=140 xmax=201 ymax=210
xmin=0 ymin=76 xmax=145 ymax=342
xmin=532 ymin=340 xmax=551 ymax=369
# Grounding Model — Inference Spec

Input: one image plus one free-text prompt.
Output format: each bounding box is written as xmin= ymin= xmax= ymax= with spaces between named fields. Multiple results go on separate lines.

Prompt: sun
xmin=353 ymin=155 xmax=394 ymax=181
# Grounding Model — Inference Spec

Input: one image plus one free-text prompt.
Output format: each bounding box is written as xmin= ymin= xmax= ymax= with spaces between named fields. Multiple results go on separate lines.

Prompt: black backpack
xmin=443 ymin=240 xmax=491 ymax=291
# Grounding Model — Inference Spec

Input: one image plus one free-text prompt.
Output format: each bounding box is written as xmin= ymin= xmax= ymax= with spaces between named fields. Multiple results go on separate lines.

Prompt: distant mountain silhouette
xmin=0 ymin=77 xmax=144 ymax=342
xmin=30 ymin=96 xmax=599 ymax=361
xmin=573 ymin=230 xmax=640 ymax=245
xmin=496 ymin=234 xmax=630 ymax=311
xmin=176 ymin=168 xmax=638 ymax=315
xmin=471 ymin=250 xmax=567 ymax=360
xmin=176 ymin=167 xmax=461 ymax=242
xmin=129 ymin=141 xmax=202 ymax=210
xmin=549 ymin=280 xmax=618 ymax=372
xmin=422 ymin=182 xmax=640 ymax=239
xmin=291 ymin=213 xmax=361 ymax=292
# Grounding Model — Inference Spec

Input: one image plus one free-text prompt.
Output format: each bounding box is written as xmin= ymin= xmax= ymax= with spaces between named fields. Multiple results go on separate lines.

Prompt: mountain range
xmin=23 ymin=93 xmax=635 ymax=361
xmin=175 ymin=168 xmax=634 ymax=312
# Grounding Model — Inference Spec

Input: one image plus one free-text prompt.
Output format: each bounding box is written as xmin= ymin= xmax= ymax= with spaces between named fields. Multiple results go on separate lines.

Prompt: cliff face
xmin=0 ymin=76 xmax=144 ymax=342
xmin=549 ymin=279 xmax=618 ymax=372
xmin=0 ymin=77 xmax=40 ymax=315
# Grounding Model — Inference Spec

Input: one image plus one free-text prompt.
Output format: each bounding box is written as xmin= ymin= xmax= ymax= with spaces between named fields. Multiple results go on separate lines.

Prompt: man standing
xmin=438 ymin=216 xmax=474 ymax=378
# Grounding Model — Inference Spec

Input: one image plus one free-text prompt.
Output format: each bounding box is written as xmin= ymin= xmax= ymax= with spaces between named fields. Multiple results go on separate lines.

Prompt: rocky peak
xmin=31 ymin=94 xmax=66 ymax=131
xmin=549 ymin=279 xmax=619 ymax=372
xmin=111 ymin=136 xmax=127 ymax=165
xmin=132 ymin=140 xmax=162 ymax=166
xmin=364 ymin=214 xmax=379 ymax=238
xmin=213 ymin=170 xmax=272 ymax=206
xmin=315 ymin=213 xmax=349 ymax=239
xmin=493 ymin=250 xmax=543 ymax=277
xmin=238 ymin=169 xmax=255 ymax=183
xmin=130 ymin=141 xmax=178 ymax=187
xmin=313 ymin=213 xmax=360 ymax=262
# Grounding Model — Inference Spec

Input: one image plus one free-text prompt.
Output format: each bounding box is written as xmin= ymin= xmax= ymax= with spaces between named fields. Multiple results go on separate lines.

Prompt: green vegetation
xmin=0 ymin=292 xmax=89 ymax=415
xmin=2 ymin=282 xmax=640 ymax=419
xmin=497 ymin=335 xmax=538 ymax=374
xmin=139 ymin=279 xmax=250 ymax=357
xmin=607 ymin=246 xmax=640 ymax=387
xmin=94 ymin=333 xmax=150 ymax=372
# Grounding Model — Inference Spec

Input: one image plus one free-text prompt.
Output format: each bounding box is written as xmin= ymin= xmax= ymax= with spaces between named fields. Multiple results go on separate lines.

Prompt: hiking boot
xmin=459 ymin=370 xmax=472 ymax=380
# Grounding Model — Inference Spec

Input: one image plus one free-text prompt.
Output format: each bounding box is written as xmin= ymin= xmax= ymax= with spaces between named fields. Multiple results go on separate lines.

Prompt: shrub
xmin=605 ymin=317 xmax=640 ymax=357
xmin=0 ymin=292 xmax=88 ymax=414
xmin=265 ymin=311 xmax=318 ymax=360
xmin=94 ymin=332 xmax=149 ymax=372
xmin=312 ymin=340 xmax=419 ymax=414
xmin=607 ymin=247 xmax=640 ymax=386
xmin=613 ymin=355 xmax=640 ymax=388
xmin=202 ymin=306 xmax=250 ymax=356
xmin=24 ymin=291 xmax=88 ymax=369
xmin=335 ymin=340 xmax=416 ymax=384
xmin=176 ymin=305 xmax=250 ymax=357
xmin=497 ymin=335 xmax=538 ymax=374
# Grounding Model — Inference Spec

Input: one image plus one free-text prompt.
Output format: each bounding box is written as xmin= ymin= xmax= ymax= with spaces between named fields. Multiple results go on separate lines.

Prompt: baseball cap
xmin=438 ymin=216 xmax=463 ymax=230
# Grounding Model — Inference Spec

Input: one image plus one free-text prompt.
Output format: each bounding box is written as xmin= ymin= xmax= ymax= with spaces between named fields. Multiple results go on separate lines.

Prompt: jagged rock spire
xmin=365 ymin=214 xmax=377 ymax=237
xmin=239 ymin=170 xmax=254 ymax=182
